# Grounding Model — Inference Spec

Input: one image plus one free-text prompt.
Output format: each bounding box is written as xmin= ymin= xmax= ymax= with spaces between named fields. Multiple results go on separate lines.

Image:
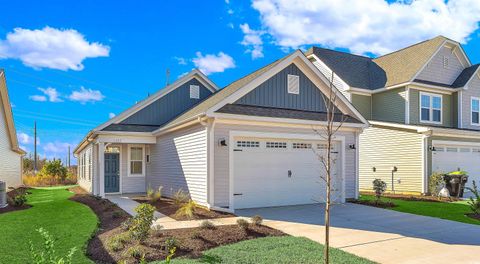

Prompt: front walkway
xmin=237 ymin=203 xmax=480 ymax=264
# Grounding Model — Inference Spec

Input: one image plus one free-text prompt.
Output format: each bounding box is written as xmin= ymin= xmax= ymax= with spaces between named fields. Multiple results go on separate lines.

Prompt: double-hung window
xmin=420 ymin=92 xmax=442 ymax=123
xmin=472 ymin=97 xmax=480 ymax=125
xmin=129 ymin=146 xmax=144 ymax=176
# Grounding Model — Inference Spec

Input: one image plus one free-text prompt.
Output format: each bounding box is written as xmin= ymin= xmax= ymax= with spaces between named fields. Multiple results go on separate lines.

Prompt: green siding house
xmin=307 ymin=36 xmax=480 ymax=196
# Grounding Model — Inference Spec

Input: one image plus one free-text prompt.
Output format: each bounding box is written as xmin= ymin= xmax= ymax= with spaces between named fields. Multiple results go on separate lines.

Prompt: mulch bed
xmin=466 ymin=213 xmax=480 ymax=221
xmin=133 ymin=196 xmax=235 ymax=221
xmin=0 ymin=187 xmax=32 ymax=214
xmin=360 ymin=192 xmax=460 ymax=202
xmin=351 ymin=199 xmax=396 ymax=208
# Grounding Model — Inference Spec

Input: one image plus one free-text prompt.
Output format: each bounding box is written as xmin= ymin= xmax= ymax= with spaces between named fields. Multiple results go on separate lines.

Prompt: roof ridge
xmin=311 ymin=46 xmax=372 ymax=60
xmin=374 ymin=36 xmax=445 ymax=60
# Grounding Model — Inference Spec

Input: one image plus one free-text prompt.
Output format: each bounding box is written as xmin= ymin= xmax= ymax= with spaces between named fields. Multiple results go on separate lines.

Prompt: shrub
xmin=372 ymin=179 xmax=387 ymax=202
xmin=251 ymin=215 xmax=263 ymax=226
xmin=236 ymin=218 xmax=249 ymax=231
xmin=125 ymin=245 xmax=144 ymax=259
xmin=429 ymin=172 xmax=445 ymax=196
xmin=23 ymin=172 xmax=77 ymax=187
xmin=147 ymin=185 xmax=154 ymax=199
xmin=165 ymin=237 xmax=178 ymax=251
xmin=30 ymin=228 xmax=76 ymax=264
xmin=175 ymin=200 xmax=197 ymax=219
xmin=190 ymin=231 xmax=202 ymax=239
xmin=466 ymin=181 xmax=480 ymax=215
xmin=172 ymin=189 xmax=189 ymax=205
xmin=8 ymin=190 xmax=27 ymax=207
xmin=152 ymin=186 xmax=163 ymax=202
xmin=199 ymin=220 xmax=216 ymax=230
xmin=150 ymin=224 xmax=163 ymax=237
xmin=165 ymin=246 xmax=176 ymax=264
xmin=129 ymin=204 xmax=156 ymax=241
xmin=121 ymin=218 xmax=133 ymax=231
xmin=38 ymin=159 xmax=68 ymax=181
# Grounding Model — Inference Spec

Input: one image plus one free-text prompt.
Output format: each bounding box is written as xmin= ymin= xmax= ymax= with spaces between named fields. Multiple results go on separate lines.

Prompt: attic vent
xmin=190 ymin=85 xmax=200 ymax=99
xmin=443 ymin=56 xmax=449 ymax=69
xmin=287 ymin=74 xmax=300 ymax=94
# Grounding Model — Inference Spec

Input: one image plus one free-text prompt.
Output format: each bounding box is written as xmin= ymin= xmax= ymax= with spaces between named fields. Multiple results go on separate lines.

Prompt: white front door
xmin=233 ymin=137 xmax=342 ymax=209
xmin=432 ymin=143 xmax=480 ymax=197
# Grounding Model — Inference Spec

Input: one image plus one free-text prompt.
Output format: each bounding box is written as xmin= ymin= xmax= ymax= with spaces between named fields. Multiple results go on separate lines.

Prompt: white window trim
xmin=287 ymin=74 xmax=300 ymax=95
xmin=127 ymin=144 xmax=145 ymax=177
xmin=190 ymin=85 xmax=200 ymax=99
xmin=419 ymin=92 xmax=442 ymax=124
xmin=471 ymin=96 xmax=480 ymax=126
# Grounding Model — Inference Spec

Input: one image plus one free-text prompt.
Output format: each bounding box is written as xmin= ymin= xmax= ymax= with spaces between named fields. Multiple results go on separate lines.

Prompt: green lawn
xmin=0 ymin=187 xmax=98 ymax=264
xmin=155 ymin=236 xmax=374 ymax=264
xmin=360 ymin=195 xmax=479 ymax=225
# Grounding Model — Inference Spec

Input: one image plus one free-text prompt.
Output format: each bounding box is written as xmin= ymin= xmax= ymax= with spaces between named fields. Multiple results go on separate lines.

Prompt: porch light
xmin=429 ymin=146 xmax=436 ymax=151
xmin=219 ymin=139 xmax=228 ymax=147
xmin=348 ymin=144 xmax=356 ymax=150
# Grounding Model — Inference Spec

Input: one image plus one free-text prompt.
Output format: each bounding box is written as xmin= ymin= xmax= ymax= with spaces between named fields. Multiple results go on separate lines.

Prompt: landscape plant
xmin=8 ymin=189 xmax=27 ymax=207
xmin=236 ymin=218 xmax=249 ymax=231
xmin=152 ymin=186 xmax=163 ymax=202
xmin=251 ymin=215 xmax=263 ymax=226
xmin=29 ymin=228 xmax=76 ymax=264
xmin=428 ymin=172 xmax=445 ymax=197
xmin=466 ymin=180 xmax=480 ymax=215
xmin=172 ymin=189 xmax=189 ymax=205
xmin=175 ymin=200 xmax=197 ymax=219
xmin=372 ymin=179 xmax=387 ymax=203
xmin=200 ymin=220 xmax=216 ymax=230
xmin=129 ymin=203 xmax=156 ymax=241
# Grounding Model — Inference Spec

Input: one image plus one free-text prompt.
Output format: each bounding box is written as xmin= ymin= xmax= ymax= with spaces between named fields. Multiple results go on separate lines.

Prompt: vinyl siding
xmin=0 ymin=95 xmax=22 ymax=188
xmin=147 ymin=124 xmax=208 ymax=205
xmin=213 ymin=123 xmax=358 ymax=207
xmin=371 ymin=87 xmax=406 ymax=123
xmin=351 ymin=94 xmax=372 ymax=119
xmin=409 ymin=89 xmax=453 ymax=127
xmin=235 ymin=63 xmax=335 ymax=112
xmin=461 ymin=75 xmax=480 ymax=129
xmin=417 ymin=46 xmax=465 ymax=85
xmin=121 ymin=144 xmax=146 ymax=193
xmin=77 ymin=143 xmax=93 ymax=192
xmin=359 ymin=126 xmax=424 ymax=194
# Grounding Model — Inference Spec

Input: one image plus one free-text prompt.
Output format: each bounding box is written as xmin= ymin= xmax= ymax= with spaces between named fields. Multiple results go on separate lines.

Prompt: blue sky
xmin=1 ymin=0 xmax=480 ymax=163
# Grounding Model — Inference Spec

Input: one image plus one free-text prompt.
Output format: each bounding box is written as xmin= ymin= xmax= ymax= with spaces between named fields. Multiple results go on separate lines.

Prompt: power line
xmin=13 ymin=113 xmax=97 ymax=127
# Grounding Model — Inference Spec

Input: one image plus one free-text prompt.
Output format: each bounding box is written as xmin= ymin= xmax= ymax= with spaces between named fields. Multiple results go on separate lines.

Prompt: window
xmin=473 ymin=148 xmax=480 ymax=153
xmin=129 ymin=146 xmax=144 ymax=176
xmin=236 ymin=141 xmax=259 ymax=148
xmin=472 ymin=97 xmax=480 ymax=125
xmin=190 ymin=85 xmax=200 ymax=99
xmin=293 ymin=143 xmax=312 ymax=149
xmin=287 ymin=74 xmax=300 ymax=94
xmin=446 ymin=147 xmax=457 ymax=152
xmin=434 ymin=146 xmax=445 ymax=152
xmin=266 ymin=142 xmax=287 ymax=148
xmin=317 ymin=143 xmax=334 ymax=150
xmin=460 ymin=148 xmax=470 ymax=153
xmin=420 ymin=93 xmax=442 ymax=123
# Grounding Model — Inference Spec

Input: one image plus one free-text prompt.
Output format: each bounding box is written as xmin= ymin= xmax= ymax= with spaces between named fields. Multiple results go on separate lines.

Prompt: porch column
xmin=99 ymin=142 xmax=105 ymax=197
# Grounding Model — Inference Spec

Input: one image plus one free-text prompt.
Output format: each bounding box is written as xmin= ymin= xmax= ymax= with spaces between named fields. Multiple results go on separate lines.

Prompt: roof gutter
xmin=151 ymin=114 xmax=208 ymax=136
xmin=73 ymin=130 xmax=96 ymax=155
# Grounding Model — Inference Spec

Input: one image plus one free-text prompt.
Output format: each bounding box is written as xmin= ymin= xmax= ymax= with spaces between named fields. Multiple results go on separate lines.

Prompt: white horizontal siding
xmin=0 ymin=97 xmax=22 ymax=187
xmin=461 ymin=75 xmax=480 ymax=130
xmin=147 ymin=124 xmax=208 ymax=205
xmin=213 ymin=123 xmax=358 ymax=207
xmin=77 ymin=143 xmax=93 ymax=192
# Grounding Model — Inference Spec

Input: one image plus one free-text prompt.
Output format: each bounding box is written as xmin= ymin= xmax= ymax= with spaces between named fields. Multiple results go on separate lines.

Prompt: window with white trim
xmin=420 ymin=93 xmax=442 ymax=123
xmin=472 ymin=97 xmax=479 ymax=125
xmin=236 ymin=141 xmax=260 ymax=148
xmin=129 ymin=146 xmax=144 ymax=176
xmin=293 ymin=143 xmax=312 ymax=149
xmin=190 ymin=85 xmax=200 ymax=99
xmin=287 ymin=74 xmax=300 ymax=94
xmin=266 ymin=142 xmax=287 ymax=148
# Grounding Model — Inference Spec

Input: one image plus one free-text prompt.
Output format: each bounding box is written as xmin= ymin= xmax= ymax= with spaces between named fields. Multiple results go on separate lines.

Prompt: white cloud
xmin=29 ymin=95 xmax=47 ymax=102
xmin=192 ymin=52 xmax=236 ymax=75
xmin=174 ymin=56 xmax=187 ymax=65
xmin=18 ymin=132 xmax=32 ymax=144
xmin=251 ymin=0 xmax=480 ymax=55
xmin=109 ymin=112 xmax=116 ymax=118
xmin=68 ymin=87 xmax=105 ymax=104
xmin=42 ymin=141 xmax=72 ymax=158
xmin=227 ymin=9 xmax=234 ymax=15
xmin=240 ymin=23 xmax=265 ymax=59
xmin=0 ymin=26 xmax=110 ymax=70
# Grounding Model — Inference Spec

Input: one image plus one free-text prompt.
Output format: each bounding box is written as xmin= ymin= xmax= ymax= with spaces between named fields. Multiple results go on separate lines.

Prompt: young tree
xmin=312 ymin=72 xmax=347 ymax=264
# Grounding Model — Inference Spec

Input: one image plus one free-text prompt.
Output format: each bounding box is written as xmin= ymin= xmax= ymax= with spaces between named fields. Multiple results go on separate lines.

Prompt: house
xmin=73 ymin=51 xmax=369 ymax=211
xmin=306 ymin=36 xmax=480 ymax=196
xmin=0 ymin=70 xmax=25 ymax=187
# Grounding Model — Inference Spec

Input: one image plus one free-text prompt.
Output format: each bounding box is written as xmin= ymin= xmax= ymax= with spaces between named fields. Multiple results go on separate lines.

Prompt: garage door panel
xmin=233 ymin=138 xmax=342 ymax=209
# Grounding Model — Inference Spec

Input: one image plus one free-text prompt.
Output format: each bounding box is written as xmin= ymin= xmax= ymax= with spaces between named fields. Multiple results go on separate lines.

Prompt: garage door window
xmin=293 ymin=143 xmax=312 ymax=149
xmin=266 ymin=142 xmax=287 ymax=148
xmin=237 ymin=141 xmax=259 ymax=148
xmin=446 ymin=147 xmax=457 ymax=152
xmin=472 ymin=97 xmax=479 ymax=125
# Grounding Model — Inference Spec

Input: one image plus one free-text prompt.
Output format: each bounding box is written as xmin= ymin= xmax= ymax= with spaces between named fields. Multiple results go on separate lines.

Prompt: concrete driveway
xmin=237 ymin=203 xmax=480 ymax=264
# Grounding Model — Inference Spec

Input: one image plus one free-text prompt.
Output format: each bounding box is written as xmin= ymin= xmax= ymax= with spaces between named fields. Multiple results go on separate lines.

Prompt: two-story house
xmin=307 ymin=36 xmax=480 ymax=196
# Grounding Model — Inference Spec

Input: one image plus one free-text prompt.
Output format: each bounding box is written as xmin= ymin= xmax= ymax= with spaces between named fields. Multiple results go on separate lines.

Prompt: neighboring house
xmin=74 ymin=51 xmax=368 ymax=212
xmin=307 ymin=36 xmax=480 ymax=196
xmin=0 ymin=70 xmax=25 ymax=187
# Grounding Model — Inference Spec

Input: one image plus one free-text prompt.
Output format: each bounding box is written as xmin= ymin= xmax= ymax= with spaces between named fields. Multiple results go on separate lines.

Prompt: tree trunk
xmin=324 ymin=134 xmax=332 ymax=264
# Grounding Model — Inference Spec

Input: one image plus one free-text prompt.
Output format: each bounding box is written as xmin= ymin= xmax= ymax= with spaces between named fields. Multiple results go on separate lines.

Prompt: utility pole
xmin=166 ymin=68 xmax=171 ymax=86
xmin=34 ymin=121 xmax=37 ymax=174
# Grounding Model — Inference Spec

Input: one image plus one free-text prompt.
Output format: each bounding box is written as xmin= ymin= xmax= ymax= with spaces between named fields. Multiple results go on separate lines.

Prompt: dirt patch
xmin=133 ymin=196 xmax=235 ymax=221
xmin=351 ymin=199 xmax=396 ymax=208
xmin=68 ymin=187 xmax=130 ymax=263
xmin=0 ymin=187 xmax=32 ymax=214
xmin=360 ymin=192 xmax=460 ymax=202
xmin=466 ymin=213 xmax=480 ymax=221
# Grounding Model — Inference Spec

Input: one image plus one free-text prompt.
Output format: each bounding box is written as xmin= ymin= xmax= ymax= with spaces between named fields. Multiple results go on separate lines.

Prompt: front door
xmin=105 ymin=153 xmax=120 ymax=193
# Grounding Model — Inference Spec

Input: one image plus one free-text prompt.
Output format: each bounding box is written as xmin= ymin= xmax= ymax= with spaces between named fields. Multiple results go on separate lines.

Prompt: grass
xmin=0 ymin=187 xmax=98 ymax=263
xmin=360 ymin=195 xmax=479 ymax=225
xmin=154 ymin=236 xmax=374 ymax=264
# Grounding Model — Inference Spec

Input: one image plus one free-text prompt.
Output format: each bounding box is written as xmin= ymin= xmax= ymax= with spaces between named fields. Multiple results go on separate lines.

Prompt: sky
xmin=2 ymin=0 xmax=480 ymax=164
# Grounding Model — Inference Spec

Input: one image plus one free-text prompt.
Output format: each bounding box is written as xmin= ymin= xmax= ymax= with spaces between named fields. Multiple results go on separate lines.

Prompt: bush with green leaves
xmin=152 ymin=186 xmax=163 ymax=202
xmin=129 ymin=203 xmax=156 ymax=241
xmin=8 ymin=190 xmax=27 ymax=207
xmin=200 ymin=220 xmax=216 ymax=230
xmin=29 ymin=228 xmax=76 ymax=264
xmin=125 ymin=245 xmax=144 ymax=259
xmin=372 ymin=179 xmax=387 ymax=202
xmin=175 ymin=200 xmax=197 ymax=219
xmin=466 ymin=180 xmax=480 ymax=215
xmin=147 ymin=185 xmax=154 ymax=199
xmin=107 ymin=232 xmax=132 ymax=252
xmin=428 ymin=172 xmax=445 ymax=196
xmin=236 ymin=218 xmax=249 ymax=231
xmin=38 ymin=159 xmax=68 ymax=180
xmin=172 ymin=189 xmax=189 ymax=205
xmin=251 ymin=215 xmax=263 ymax=226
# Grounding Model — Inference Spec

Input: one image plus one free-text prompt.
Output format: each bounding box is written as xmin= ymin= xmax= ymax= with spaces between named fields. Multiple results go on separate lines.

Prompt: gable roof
xmin=156 ymin=50 xmax=368 ymax=133
xmin=0 ymin=70 xmax=25 ymax=155
xmin=451 ymin=64 xmax=480 ymax=88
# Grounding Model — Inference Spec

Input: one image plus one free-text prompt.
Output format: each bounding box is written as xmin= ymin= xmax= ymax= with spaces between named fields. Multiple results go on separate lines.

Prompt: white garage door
xmin=432 ymin=143 xmax=480 ymax=197
xmin=233 ymin=137 xmax=342 ymax=209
